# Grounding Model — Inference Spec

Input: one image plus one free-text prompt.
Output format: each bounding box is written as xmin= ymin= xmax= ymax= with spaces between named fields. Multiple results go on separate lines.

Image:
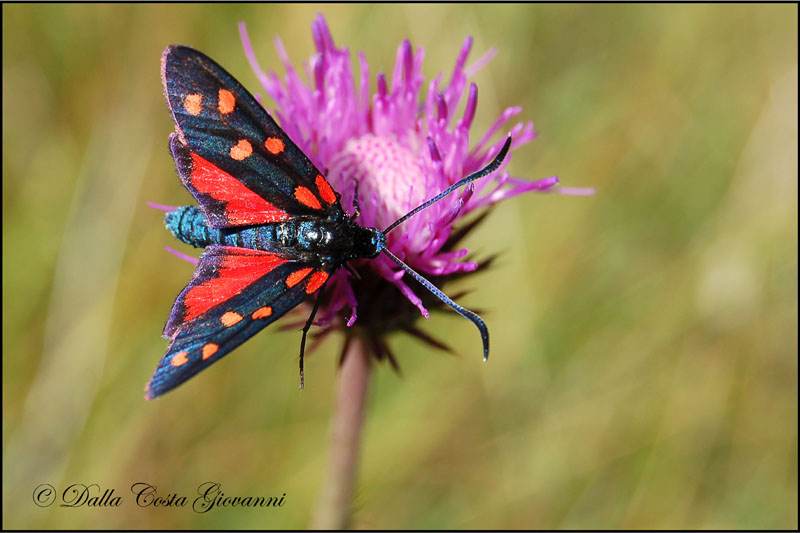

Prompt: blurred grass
xmin=2 ymin=3 xmax=797 ymax=529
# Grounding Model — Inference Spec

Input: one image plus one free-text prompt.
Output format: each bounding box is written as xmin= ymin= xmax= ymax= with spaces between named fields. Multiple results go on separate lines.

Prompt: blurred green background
xmin=2 ymin=3 xmax=797 ymax=529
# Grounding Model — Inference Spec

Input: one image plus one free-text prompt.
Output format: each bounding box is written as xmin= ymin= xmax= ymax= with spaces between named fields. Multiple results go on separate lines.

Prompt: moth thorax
xmin=296 ymin=220 xmax=333 ymax=250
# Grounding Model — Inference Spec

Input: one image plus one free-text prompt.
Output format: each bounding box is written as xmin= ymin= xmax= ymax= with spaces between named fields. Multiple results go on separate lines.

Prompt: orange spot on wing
xmin=286 ymin=267 xmax=313 ymax=288
xmin=230 ymin=139 xmax=253 ymax=161
xmin=202 ymin=343 xmax=219 ymax=360
xmin=183 ymin=94 xmax=203 ymax=115
xmin=315 ymin=175 xmax=337 ymax=204
xmin=294 ymin=186 xmax=322 ymax=210
xmin=252 ymin=306 xmax=273 ymax=319
xmin=189 ymin=153 xmax=291 ymax=224
xmin=171 ymin=351 xmax=189 ymax=367
xmin=218 ymin=89 xmax=235 ymax=114
xmin=220 ymin=311 xmax=243 ymax=327
xmin=264 ymin=137 xmax=285 ymax=154
xmin=305 ymin=271 xmax=329 ymax=293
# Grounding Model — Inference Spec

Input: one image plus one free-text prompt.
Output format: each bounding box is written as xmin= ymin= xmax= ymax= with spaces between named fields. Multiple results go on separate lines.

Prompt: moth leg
xmin=299 ymin=280 xmax=327 ymax=389
xmin=351 ymin=180 xmax=361 ymax=219
xmin=344 ymin=263 xmax=361 ymax=280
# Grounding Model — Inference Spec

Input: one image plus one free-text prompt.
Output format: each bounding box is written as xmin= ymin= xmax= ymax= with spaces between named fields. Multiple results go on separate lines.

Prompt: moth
xmin=146 ymin=46 xmax=510 ymax=399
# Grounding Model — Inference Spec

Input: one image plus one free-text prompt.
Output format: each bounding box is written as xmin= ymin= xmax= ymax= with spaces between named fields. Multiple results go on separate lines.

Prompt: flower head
xmin=239 ymin=15 xmax=590 ymax=363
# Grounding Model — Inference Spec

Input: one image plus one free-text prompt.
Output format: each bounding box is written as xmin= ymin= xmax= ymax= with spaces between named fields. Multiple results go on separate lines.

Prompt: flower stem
xmin=311 ymin=337 xmax=371 ymax=529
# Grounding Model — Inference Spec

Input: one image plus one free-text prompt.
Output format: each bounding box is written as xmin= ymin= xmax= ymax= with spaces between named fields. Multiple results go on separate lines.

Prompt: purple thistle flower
xmin=238 ymin=15 xmax=591 ymax=361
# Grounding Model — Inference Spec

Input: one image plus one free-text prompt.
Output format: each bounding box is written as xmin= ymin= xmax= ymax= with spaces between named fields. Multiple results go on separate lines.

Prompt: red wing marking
xmin=189 ymin=152 xmax=291 ymax=224
xmin=286 ymin=267 xmax=313 ymax=288
xmin=183 ymin=250 xmax=289 ymax=322
xmin=264 ymin=137 xmax=285 ymax=154
xmin=202 ymin=343 xmax=219 ymax=360
xmin=315 ymin=175 xmax=337 ymax=204
xmin=252 ymin=306 xmax=273 ymax=319
xmin=184 ymin=94 xmax=203 ymax=115
xmin=220 ymin=311 xmax=243 ymax=327
xmin=218 ymin=89 xmax=235 ymax=114
xmin=305 ymin=271 xmax=329 ymax=293
xmin=230 ymin=139 xmax=253 ymax=161
xmin=171 ymin=351 xmax=189 ymax=367
xmin=294 ymin=186 xmax=322 ymax=210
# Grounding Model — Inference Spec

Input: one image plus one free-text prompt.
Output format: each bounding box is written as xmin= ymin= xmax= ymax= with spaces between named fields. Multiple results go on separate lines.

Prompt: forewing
xmin=161 ymin=45 xmax=344 ymax=227
xmin=147 ymin=245 xmax=332 ymax=399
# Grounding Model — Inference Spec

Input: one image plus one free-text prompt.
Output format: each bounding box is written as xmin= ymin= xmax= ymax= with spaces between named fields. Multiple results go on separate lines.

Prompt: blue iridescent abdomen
xmin=165 ymin=205 xmax=281 ymax=251
xmin=165 ymin=205 xmax=383 ymax=261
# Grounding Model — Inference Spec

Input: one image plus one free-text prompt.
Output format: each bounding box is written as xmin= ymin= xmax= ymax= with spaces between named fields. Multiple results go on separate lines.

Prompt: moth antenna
xmin=381 ymin=248 xmax=489 ymax=361
xmin=383 ymin=135 xmax=512 ymax=234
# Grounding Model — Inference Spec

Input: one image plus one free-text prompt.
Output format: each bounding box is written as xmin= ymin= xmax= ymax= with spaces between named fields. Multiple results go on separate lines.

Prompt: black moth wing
xmin=161 ymin=45 xmax=345 ymax=227
xmin=148 ymin=245 xmax=333 ymax=399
